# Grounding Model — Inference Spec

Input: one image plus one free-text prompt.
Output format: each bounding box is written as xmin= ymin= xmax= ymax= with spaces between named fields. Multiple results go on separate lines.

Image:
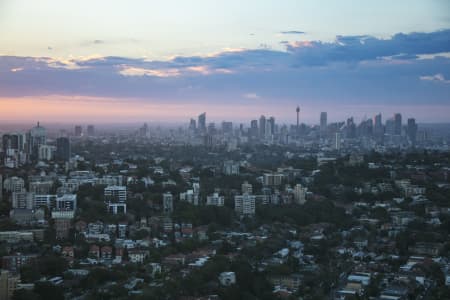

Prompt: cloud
xmin=0 ymin=29 xmax=449 ymax=121
xmin=420 ymin=73 xmax=450 ymax=83
xmin=286 ymin=29 xmax=450 ymax=65
xmin=119 ymin=66 xmax=181 ymax=77
xmin=280 ymin=30 xmax=306 ymax=35
xmin=243 ymin=93 xmax=260 ymax=99
xmin=93 ymin=39 xmax=104 ymax=44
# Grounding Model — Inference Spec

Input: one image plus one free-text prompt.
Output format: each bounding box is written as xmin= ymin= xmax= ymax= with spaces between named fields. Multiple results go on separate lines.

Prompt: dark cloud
xmin=93 ymin=39 xmax=104 ymax=44
xmin=0 ymin=30 xmax=449 ymax=111
xmin=286 ymin=29 xmax=450 ymax=65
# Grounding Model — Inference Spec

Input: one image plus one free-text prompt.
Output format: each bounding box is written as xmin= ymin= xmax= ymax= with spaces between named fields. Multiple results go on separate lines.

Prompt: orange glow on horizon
xmin=0 ymin=95 xmax=270 ymax=123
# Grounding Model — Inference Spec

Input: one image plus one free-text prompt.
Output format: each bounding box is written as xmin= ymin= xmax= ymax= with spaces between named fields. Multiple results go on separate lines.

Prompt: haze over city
xmin=1 ymin=0 xmax=450 ymax=123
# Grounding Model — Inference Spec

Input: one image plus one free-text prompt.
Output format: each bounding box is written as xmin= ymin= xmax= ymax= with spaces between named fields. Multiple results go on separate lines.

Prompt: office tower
xmin=222 ymin=121 xmax=233 ymax=134
xmin=1 ymin=134 xmax=19 ymax=152
xmin=296 ymin=106 xmax=300 ymax=131
xmin=259 ymin=115 xmax=266 ymax=138
xmin=268 ymin=116 xmax=275 ymax=135
xmin=334 ymin=132 xmax=342 ymax=150
xmin=407 ymin=118 xmax=418 ymax=145
xmin=56 ymin=137 xmax=71 ymax=161
xmin=207 ymin=122 xmax=216 ymax=134
xmin=87 ymin=125 xmax=95 ymax=136
xmin=198 ymin=113 xmax=206 ymax=133
xmin=250 ymin=120 xmax=258 ymax=138
xmin=163 ymin=192 xmax=173 ymax=214
xmin=189 ymin=118 xmax=196 ymax=131
xmin=0 ymin=174 xmax=2 ymax=201
xmin=385 ymin=118 xmax=395 ymax=135
xmin=374 ymin=113 xmax=383 ymax=139
xmin=320 ymin=112 xmax=327 ymax=133
xmin=139 ymin=123 xmax=148 ymax=137
xmin=27 ymin=122 xmax=46 ymax=159
xmin=346 ymin=117 xmax=356 ymax=139
xmin=394 ymin=113 xmax=402 ymax=135
xmin=234 ymin=193 xmax=256 ymax=216
xmin=74 ymin=125 xmax=83 ymax=137
xmin=38 ymin=145 xmax=54 ymax=161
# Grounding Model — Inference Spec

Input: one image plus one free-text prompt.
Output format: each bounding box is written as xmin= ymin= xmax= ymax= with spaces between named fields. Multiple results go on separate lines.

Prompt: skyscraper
xmin=250 ymin=120 xmax=258 ymax=138
xmin=320 ymin=112 xmax=327 ymax=133
xmin=394 ymin=113 xmax=402 ymax=135
xmin=87 ymin=125 xmax=95 ymax=136
xmin=259 ymin=115 xmax=266 ymax=138
xmin=189 ymin=118 xmax=196 ymax=131
xmin=198 ymin=113 xmax=206 ymax=133
xmin=296 ymin=106 xmax=300 ymax=131
xmin=374 ymin=113 xmax=383 ymax=138
xmin=27 ymin=122 xmax=46 ymax=160
xmin=407 ymin=118 xmax=418 ymax=145
xmin=74 ymin=125 xmax=83 ymax=137
xmin=56 ymin=137 xmax=71 ymax=161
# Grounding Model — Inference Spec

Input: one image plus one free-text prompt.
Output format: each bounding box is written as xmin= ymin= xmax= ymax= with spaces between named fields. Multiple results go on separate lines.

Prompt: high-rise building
xmin=74 ymin=125 xmax=83 ymax=137
xmin=38 ymin=145 xmax=55 ymax=161
xmin=222 ymin=121 xmax=233 ymax=134
xmin=407 ymin=118 xmax=418 ymax=145
xmin=56 ymin=137 xmax=71 ymax=161
xmin=12 ymin=191 xmax=34 ymax=209
xmin=206 ymin=193 xmax=224 ymax=206
xmin=104 ymin=186 xmax=127 ymax=203
xmin=334 ymin=132 xmax=342 ymax=151
xmin=320 ymin=112 xmax=327 ymax=133
xmin=163 ymin=192 xmax=173 ymax=214
xmin=268 ymin=117 xmax=275 ymax=137
xmin=189 ymin=118 xmax=196 ymax=131
xmin=293 ymin=184 xmax=307 ymax=205
xmin=385 ymin=118 xmax=395 ymax=135
xmin=234 ymin=193 xmax=256 ymax=216
xmin=296 ymin=106 xmax=300 ymax=132
xmin=105 ymin=186 xmax=127 ymax=214
xmin=87 ymin=125 xmax=95 ymax=136
xmin=259 ymin=115 xmax=266 ymax=138
xmin=198 ymin=113 xmax=206 ymax=133
xmin=250 ymin=120 xmax=258 ymax=138
xmin=27 ymin=122 xmax=46 ymax=160
xmin=394 ymin=113 xmax=402 ymax=135
xmin=374 ymin=113 xmax=383 ymax=139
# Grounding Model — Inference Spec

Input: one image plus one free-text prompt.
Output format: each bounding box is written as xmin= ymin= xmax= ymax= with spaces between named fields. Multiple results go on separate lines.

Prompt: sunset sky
xmin=1 ymin=0 xmax=449 ymax=124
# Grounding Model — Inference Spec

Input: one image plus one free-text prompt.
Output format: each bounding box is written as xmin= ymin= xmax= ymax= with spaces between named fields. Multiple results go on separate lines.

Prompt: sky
xmin=0 ymin=0 xmax=449 ymax=124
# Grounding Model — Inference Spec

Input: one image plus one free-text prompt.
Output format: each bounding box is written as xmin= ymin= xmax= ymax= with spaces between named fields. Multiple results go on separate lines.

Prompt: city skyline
xmin=1 ymin=1 xmax=450 ymax=123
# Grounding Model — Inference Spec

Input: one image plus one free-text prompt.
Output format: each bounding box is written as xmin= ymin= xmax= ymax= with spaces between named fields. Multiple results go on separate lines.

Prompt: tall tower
xmin=296 ymin=106 xmax=300 ymax=130
xmin=320 ymin=112 xmax=327 ymax=133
